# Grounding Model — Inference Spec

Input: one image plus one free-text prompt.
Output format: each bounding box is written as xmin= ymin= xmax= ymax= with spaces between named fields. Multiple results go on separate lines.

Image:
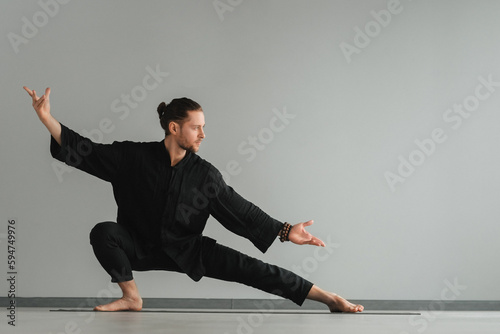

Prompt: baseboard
xmin=1 ymin=297 xmax=499 ymax=311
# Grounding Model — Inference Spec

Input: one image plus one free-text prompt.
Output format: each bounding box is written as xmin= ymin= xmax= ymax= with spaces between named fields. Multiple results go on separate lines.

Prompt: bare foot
xmin=327 ymin=293 xmax=364 ymax=313
xmin=94 ymin=296 xmax=143 ymax=312
xmin=307 ymin=285 xmax=364 ymax=313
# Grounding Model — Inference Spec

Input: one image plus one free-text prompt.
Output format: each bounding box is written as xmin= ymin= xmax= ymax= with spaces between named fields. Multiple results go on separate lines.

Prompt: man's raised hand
xmin=23 ymin=86 xmax=51 ymax=122
xmin=23 ymin=86 xmax=61 ymax=145
xmin=288 ymin=220 xmax=326 ymax=247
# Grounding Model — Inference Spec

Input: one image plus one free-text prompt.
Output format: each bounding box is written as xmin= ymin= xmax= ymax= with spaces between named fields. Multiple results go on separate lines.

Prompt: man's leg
xmin=203 ymin=242 xmax=312 ymax=305
xmin=202 ymin=241 xmax=363 ymax=312
xmin=89 ymin=222 xmax=143 ymax=311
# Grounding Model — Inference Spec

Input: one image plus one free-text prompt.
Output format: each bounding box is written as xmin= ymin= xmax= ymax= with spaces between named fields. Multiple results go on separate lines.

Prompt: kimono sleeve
xmin=207 ymin=167 xmax=283 ymax=253
xmin=50 ymin=123 xmax=122 ymax=182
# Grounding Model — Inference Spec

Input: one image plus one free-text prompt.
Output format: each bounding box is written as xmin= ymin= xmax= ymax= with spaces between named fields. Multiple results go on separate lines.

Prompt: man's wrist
xmin=279 ymin=222 xmax=292 ymax=242
xmin=42 ymin=115 xmax=62 ymax=145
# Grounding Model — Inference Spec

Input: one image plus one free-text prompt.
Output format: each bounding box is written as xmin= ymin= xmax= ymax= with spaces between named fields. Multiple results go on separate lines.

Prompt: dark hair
xmin=157 ymin=97 xmax=202 ymax=136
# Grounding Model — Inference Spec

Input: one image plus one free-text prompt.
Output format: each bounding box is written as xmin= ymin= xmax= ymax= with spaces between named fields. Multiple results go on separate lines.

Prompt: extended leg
xmin=202 ymin=242 xmax=313 ymax=306
xmin=202 ymin=241 xmax=363 ymax=312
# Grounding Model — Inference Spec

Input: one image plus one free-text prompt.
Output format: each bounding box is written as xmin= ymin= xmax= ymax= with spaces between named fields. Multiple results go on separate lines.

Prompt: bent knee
xmin=89 ymin=221 xmax=118 ymax=244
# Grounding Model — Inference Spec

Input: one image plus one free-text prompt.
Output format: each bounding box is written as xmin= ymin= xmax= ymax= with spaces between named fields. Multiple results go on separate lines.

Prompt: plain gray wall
xmin=1 ymin=0 xmax=500 ymax=301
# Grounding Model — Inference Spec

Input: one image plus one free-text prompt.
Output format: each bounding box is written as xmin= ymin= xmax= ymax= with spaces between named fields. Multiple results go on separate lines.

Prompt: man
xmin=24 ymin=86 xmax=364 ymax=313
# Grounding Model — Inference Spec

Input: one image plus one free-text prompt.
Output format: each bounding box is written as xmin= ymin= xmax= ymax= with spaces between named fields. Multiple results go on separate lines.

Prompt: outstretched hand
xmin=23 ymin=86 xmax=51 ymax=122
xmin=288 ymin=220 xmax=325 ymax=247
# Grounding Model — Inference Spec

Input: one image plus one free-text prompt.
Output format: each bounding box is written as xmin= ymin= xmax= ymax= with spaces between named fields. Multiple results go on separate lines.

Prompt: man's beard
xmin=179 ymin=142 xmax=197 ymax=153
xmin=178 ymin=135 xmax=198 ymax=153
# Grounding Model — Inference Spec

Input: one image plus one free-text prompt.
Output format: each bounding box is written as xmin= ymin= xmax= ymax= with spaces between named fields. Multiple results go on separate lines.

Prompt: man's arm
xmin=24 ymin=86 xmax=121 ymax=182
xmin=207 ymin=168 xmax=282 ymax=253
xmin=207 ymin=168 xmax=325 ymax=251
xmin=23 ymin=86 xmax=61 ymax=145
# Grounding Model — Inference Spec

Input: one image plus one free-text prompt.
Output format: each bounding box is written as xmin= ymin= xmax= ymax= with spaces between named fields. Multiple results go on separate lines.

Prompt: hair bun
xmin=157 ymin=102 xmax=167 ymax=119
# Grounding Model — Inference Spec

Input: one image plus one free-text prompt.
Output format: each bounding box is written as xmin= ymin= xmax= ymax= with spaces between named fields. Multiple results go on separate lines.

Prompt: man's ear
xmin=169 ymin=121 xmax=178 ymax=135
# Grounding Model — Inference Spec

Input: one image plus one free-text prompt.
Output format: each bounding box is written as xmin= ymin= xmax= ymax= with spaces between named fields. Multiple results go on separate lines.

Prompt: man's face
xmin=176 ymin=110 xmax=205 ymax=153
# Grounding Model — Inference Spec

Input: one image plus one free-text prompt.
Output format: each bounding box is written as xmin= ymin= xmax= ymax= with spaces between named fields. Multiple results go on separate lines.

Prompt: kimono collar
xmin=160 ymin=141 xmax=193 ymax=169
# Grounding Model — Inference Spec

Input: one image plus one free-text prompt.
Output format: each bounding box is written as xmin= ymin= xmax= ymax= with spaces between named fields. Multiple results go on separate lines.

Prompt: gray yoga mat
xmin=50 ymin=309 xmax=420 ymax=315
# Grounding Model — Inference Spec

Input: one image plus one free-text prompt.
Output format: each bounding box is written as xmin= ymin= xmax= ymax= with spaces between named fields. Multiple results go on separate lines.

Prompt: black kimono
xmin=50 ymin=124 xmax=312 ymax=305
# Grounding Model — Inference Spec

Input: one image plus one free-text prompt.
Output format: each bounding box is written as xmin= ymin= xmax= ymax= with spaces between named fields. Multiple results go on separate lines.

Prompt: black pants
xmin=89 ymin=222 xmax=313 ymax=306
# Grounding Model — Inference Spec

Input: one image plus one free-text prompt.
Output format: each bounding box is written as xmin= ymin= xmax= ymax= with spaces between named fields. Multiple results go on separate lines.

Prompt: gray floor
xmin=2 ymin=308 xmax=500 ymax=334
